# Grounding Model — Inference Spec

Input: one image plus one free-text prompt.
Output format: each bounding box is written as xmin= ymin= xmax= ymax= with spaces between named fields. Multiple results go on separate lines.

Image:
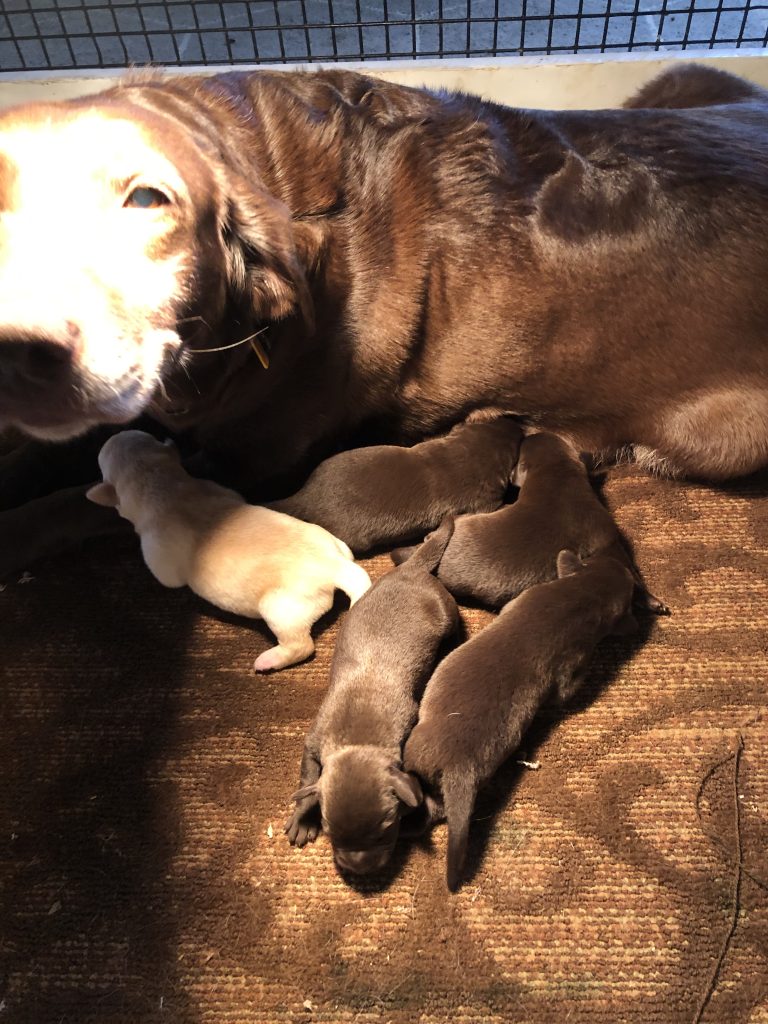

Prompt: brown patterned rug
xmin=1 ymin=464 xmax=767 ymax=1024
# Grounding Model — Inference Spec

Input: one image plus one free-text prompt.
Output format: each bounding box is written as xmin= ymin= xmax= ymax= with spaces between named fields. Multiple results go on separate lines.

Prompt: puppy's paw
xmin=284 ymin=809 xmax=320 ymax=847
xmin=254 ymin=638 xmax=314 ymax=673
xmin=254 ymin=649 xmax=287 ymax=673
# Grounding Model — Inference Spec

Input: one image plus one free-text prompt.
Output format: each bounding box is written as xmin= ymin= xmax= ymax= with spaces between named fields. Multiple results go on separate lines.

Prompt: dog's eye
xmin=124 ymin=186 xmax=170 ymax=209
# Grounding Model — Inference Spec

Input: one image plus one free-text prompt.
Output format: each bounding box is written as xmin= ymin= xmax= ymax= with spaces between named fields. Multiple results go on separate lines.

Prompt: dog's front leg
xmin=0 ymin=439 xmax=259 ymax=578
xmin=0 ymin=484 xmax=133 ymax=580
xmin=284 ymin=746 xmax=322 ymax=848
xmin=0 ymin=428 xmax=119 ymax=512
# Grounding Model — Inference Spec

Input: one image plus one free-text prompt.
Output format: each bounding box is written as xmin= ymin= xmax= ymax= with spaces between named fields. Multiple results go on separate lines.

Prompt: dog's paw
xmin=254 ymin=638 xmax=314 ymax=673
xmin=284 ymin=810 xmax=320 ymax=848
xmin=254 ymin=647 xmax=292 ymax=673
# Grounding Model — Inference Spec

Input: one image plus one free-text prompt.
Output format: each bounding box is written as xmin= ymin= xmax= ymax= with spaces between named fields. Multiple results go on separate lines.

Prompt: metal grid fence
xmin=1 ymin=0 xmax=766 ymax=73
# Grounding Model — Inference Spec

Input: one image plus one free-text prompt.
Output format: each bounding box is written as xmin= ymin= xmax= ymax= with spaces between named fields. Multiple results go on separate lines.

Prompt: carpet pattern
xmin=1 ymin=465 xmax=767 ymax=1023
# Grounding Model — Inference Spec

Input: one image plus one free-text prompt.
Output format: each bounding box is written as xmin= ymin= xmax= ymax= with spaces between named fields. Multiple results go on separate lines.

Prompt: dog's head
xmin=0 ymin=82 xmax=312 ymax=440
xmin=512 ymin=431 xmax=583 ymax=487
xmin=85 ymin=429 xmax=179 ymax=520
xmin=292 ymin=746 xmax=423 ymax=876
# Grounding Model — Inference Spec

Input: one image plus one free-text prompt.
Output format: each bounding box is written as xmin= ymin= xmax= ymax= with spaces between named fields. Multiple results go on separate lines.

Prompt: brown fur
xmin=2 ymin=64 xmax=768 ymax=573
xmin=284 ymin=517 xmax=458 ymax=875
xmin=392 ymin=431 xmax=666 ymax=611
xmin=268 ymin=415 xmax=523 ymax=553
xmin=403 ymin=550 xmax=637 ymax=890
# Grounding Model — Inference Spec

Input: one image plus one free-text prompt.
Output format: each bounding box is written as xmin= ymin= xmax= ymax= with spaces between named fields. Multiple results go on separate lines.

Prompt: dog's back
xmin=431 ymin=432 xmax=626 ymax=606
xmin=408 ymin=552 xmax=635 ymax=775
xmin=312 ymin=516 xmax=459 ymax=753
xmin=287 ymin=517 xmax=458 ymax=868
xmin=268 ymin=417 xmax=523 ymax=552
xmin=404 ymin=551 xmax=636 ymax=888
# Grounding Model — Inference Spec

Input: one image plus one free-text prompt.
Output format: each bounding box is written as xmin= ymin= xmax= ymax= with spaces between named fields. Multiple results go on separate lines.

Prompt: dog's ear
xmin=389 ymin=767 xmax=423 ymax=809
xmin=85 ymin=482 xmax=119 ymax=507
xmin=220 ymin=173 xmax=314 ymax=334
xmin=556 ymin=549 xmax=583 ymax=578
xmin=291 ymin=784 xmax=320 ymax=807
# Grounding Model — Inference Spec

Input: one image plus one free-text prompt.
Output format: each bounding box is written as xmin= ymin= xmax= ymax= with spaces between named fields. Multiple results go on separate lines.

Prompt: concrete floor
xmin=0 ymin=0 xmax=766 ymax=72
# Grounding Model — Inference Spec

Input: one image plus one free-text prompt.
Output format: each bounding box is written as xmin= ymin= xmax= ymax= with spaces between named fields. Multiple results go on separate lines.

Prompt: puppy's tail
xmin=334 ymin=559 xmax=372 ymax=606
xmin=442 ymin=767 xmax=477 ymax=892
xmin=399 ymin=516 xmax=455 ymax=576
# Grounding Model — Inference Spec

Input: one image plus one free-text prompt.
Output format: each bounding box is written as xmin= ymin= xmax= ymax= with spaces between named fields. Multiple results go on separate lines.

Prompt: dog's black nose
xmin=0 ymin=335 xmax=75 ymax=386
xmin=334 ymin=847 xmax=392 ymax=875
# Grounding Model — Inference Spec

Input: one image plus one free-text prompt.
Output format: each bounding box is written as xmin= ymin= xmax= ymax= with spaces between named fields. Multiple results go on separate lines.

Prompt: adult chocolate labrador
xmin=0 ymin=62 xmax=767 ymax=573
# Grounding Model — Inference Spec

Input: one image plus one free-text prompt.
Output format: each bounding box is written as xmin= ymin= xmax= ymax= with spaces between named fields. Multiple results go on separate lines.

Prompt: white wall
xmin=0 ymin=50 xmax=766 ymax=111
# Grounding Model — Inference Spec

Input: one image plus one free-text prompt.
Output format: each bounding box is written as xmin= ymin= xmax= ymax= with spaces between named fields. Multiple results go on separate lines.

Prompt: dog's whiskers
xmin=179 ymin=359 xmax=201 ymax=396
xmin=176 ymin=315 xmax=212 ymax=329
xmin=155 ymin=378 xmax=172 ymax=405
xmin=188 ymin=326 xmax=269 ymax=355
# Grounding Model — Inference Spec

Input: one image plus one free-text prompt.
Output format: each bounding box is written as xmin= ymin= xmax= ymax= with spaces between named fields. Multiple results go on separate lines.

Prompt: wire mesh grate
xmin=0 ymin=0 xmax=766 ymax=73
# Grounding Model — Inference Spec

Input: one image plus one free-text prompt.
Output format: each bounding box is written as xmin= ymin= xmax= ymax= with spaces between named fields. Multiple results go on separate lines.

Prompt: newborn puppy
xmin=393 ymin=431 xmax=666 ymax=612
xmin=404 ymin=549 xmax=637 ymax=891
xmin=86 ymin=430 xmax=371 ymax=672
xmin=285 ymin=517 xmax=459 ymax=875
xmin=268 ymin=414 xmax=524 ymax=553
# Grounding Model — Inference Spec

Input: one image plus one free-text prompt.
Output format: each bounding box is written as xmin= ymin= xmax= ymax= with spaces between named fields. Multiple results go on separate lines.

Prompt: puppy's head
xmin=85 ymin=429 xmax=179 ymax=518
xmin=0 ymin=83 xmax=311 ymax=440
xmin=512 ymin=431 xmax=583 ymax=487
xmin=292 ymin=746 xmax=422 ymax=876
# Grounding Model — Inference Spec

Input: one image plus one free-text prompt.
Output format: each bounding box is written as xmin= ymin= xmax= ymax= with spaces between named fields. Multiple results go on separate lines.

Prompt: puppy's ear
xmin=389 ymin=767 xmax=423 ymax=809
xmin=291 ymin=784 xmax=320 ymax=807
xmin=85 ymin=482 xmax=119 ymax=508
xmin=556 ymin=549 xmax=583 ymax=578
xmin=221 ymin=173 xmax=314 ymax=334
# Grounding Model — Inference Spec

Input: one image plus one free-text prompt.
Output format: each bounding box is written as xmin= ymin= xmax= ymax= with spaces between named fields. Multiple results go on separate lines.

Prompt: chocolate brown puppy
xmin=403 ymin=549 xmax=636 ymax=891
xmin=392 ymin=431 xmax=665 ymax=612
xmin=268 ymin=415 xmax=523 ymax=553
xmin=285 ymin=516 xmax=459 ymax=875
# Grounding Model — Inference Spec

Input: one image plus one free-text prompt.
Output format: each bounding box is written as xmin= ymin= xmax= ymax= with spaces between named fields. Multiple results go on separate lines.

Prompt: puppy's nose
xmin=335 ymin=848 xmax=391 ymax=875
xmin=0 ymin=330 xmax=78 ymax=386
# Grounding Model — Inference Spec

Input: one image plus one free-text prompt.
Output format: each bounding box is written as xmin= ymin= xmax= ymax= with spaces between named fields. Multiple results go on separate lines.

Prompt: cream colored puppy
xmin=86 ymin=431 xmax=371 ymax=672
